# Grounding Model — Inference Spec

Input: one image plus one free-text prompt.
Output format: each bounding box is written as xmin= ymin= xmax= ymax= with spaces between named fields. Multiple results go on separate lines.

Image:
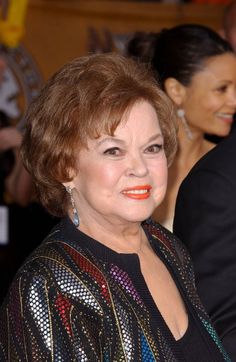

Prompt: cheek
xmin=188 ymin=98 xmax=218 ymax=124
xmin=183 ymin=95 xmax=200 ymax=120
xmin=152 ymin=159 xmax=168 ymax=187
xmin=91 ymin=162 xmax=124 ymax=190
xmin=204 ymin=99 xmax=221 ymax=112
xmin=151 ymin=163 xmax=168 ymax=205
xmin=159 ymin=165 xmax=168 ymax=188
xmin=201 ymin=91 xmax=227 ymax=113
xmin=185 ymin=90 xmax=215 ymax=116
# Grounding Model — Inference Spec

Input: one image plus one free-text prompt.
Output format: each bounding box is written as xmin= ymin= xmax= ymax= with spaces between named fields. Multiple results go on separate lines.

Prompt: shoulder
xmin=178 ymin=132 xmax=236 ymax=199
xmin=0 ymin=220 xmax=107 ymax=361
xmin=189 ymin=131 xmax=236 ymax=177
xmin=2 ymin=218 xmax=104 ymax=307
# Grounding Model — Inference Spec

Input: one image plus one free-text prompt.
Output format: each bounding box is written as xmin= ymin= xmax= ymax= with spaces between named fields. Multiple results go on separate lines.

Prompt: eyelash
xmin=103 ymin=144 xmax=163 ymax=156
xmin=145 ymin=144 xmax=163 ymax=153
xmin=217 ymin=85 xmax=228 ymax=93
xmin=103 ymin=147 xmax=121 ymax=156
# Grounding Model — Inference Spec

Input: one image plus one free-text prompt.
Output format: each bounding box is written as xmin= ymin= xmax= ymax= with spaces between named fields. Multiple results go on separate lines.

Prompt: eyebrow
xmin=96 ymin=133 xmax=163 ymax=146
xmin=216 ymin=80 xmax=232 ymax=84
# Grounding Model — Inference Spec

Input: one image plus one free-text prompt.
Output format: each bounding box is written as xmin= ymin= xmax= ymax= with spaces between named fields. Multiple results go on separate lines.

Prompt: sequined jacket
xmin=0 ymin=217 xmax=230 ymax=361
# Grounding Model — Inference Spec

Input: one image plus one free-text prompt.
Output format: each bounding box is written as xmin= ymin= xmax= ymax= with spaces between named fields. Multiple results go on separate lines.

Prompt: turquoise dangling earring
xmin=66 ymin=186 xmax=79 ymax=227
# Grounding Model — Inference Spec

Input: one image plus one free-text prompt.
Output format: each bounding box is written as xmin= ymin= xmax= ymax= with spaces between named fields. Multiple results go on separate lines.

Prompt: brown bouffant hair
xmin=21 ymin=53 xmax=177 ymax=217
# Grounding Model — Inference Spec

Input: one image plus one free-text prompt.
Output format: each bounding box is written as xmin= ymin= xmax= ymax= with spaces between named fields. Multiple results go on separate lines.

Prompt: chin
xmin=119 ymin=202 xmax=156 ymax=223
xmin=123 ymin=211 xmax=153 ymax=224
xmin=220 ymin=129 xmax=232 ymax=137
xmin=216 ymin=123 xmax=232 ymax=136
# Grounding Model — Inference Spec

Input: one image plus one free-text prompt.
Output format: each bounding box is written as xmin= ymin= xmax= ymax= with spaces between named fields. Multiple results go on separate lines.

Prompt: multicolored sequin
xmin=0 ymin=217 xmax=230 ymax=361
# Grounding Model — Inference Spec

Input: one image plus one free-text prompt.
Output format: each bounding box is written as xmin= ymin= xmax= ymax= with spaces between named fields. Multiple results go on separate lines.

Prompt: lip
xmin=216 ymin=113 xmax=234 ymax=124
xmin=121 ymin=184 xmax=152 ymax=200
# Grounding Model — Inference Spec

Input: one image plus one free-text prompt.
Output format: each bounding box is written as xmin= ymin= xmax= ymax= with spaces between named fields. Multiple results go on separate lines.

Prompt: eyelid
xmin=145 ymin=143 xmax=163 ymax=152
xmin=103 ymin=146 xmax=122 ymax=156
xmin=104 ymin=146 xmax=119 ymax=152
xmin=217 ymin=85 xmax=227 ymax=91
xmin=148 ymin=142 xmax=163 ymax=147
xmin=102 ymin=141 xmax=163 ymax=156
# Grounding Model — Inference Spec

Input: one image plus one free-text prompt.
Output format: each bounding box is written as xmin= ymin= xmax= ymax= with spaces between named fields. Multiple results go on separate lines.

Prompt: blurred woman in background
xmin=127 ymin=24 xmax=236 ymax=231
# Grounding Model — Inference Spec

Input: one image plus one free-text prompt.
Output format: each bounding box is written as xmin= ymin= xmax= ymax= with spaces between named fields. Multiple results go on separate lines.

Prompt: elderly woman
xmin=0 ymin=54 xmax=230 ymax=361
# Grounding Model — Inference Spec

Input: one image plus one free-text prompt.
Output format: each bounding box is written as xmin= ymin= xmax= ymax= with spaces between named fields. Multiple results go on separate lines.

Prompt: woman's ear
xmin=62 ymin=180 xmax=75 ymax=190
xmin=62 ymin=168 xmax=77 ymax=190
xmin=164 ymin=78 xmax=186 ymax=106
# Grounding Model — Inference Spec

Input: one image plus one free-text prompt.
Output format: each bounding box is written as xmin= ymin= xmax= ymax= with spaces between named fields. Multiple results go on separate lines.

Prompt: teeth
xmin=217 ymin=113 xmax=232 ymax=118
xmin=124 ymin=189 xmax=149 ymax=194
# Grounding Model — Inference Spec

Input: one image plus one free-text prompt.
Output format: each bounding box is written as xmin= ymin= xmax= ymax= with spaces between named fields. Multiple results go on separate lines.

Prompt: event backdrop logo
xmin=0 ymin=44 xmax=43 ymax=129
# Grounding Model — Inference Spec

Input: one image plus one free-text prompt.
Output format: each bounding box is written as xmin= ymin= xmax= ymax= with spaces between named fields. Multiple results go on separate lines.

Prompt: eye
xmin=216 ymin=85 xmax=228 ymax=93
xmin=103 ymin=147 xmax=122 ymax=156
xmin=145 ymin=144 xmax=163 ymax=153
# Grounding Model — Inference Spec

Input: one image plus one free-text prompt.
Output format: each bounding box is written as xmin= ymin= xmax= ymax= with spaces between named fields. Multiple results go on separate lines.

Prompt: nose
xmin=125 ymin=153 xmax=148 ymax=177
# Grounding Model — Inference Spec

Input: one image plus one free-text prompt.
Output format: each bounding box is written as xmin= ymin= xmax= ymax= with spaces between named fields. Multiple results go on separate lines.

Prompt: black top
xmin=174 ymin=127 xmax=236 ymax=360
xmin=177 ymin=311 xmax=214 ymax=361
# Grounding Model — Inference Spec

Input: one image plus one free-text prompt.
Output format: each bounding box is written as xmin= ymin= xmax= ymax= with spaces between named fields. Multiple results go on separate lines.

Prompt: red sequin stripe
xmin=146 ymin=223 xmax=174 ymax=253
xmin=63 ymin=244 xmax=111 ymax=304
xmin=55 ymin=294 xmax=72 ymax=336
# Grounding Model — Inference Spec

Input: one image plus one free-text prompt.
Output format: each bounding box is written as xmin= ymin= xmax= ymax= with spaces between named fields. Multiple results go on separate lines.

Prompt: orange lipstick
xmin=121 ymin=185 xmax=152 ymax=200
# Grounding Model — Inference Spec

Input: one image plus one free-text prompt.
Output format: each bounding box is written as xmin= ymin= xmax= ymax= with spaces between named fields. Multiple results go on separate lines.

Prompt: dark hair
xmin=22 ymin=53 xmax=177 ymax=217
xmin=152 ymin=24 xmax=233 ymax=88
xmin=128 ymin=25 xmax=233 ymax=89
xmin=126 ymin=32 xmax=157 ymax=64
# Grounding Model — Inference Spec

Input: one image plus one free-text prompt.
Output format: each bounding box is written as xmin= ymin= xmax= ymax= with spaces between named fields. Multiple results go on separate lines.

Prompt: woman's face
xmin=182 ymin=53 xmax=236 ymax=137
xmin=69 ymin=100 xmax=168 ymax=227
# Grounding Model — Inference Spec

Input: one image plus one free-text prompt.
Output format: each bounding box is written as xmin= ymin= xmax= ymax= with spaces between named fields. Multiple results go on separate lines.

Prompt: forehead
xmin=113 ymin=100 xmax=160 ymax=133
xmin=190 ymin=53 xmax=236 ymax=84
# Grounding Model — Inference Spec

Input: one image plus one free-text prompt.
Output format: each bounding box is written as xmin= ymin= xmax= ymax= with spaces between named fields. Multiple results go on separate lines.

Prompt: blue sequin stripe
xmin=199 ymin=316 xmax=231 ymax=362
xmin=103 ymin=351 xmax=110 ymax=362
xmin=141 ymin=333 xmax=156 ymax=361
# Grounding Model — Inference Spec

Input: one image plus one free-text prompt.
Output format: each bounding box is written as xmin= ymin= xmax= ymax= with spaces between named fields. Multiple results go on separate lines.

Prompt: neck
xmin=177 ymin=124 xmax=214 ymax=168
xmin=78 ymin=214 xmax=148 ymax=254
